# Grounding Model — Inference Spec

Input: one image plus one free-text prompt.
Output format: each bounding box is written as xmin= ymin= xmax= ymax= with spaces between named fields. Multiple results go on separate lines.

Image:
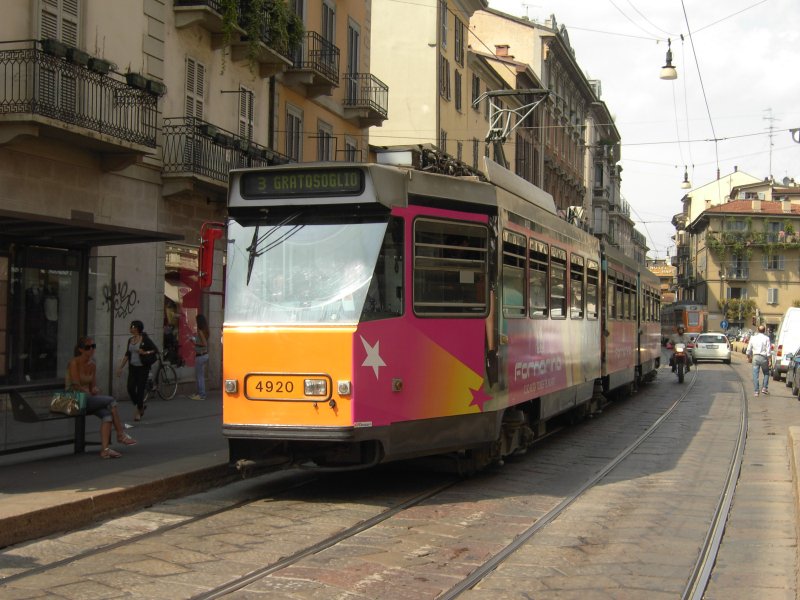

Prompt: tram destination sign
xmin=240 ymin=168 xmax=365 ymax=199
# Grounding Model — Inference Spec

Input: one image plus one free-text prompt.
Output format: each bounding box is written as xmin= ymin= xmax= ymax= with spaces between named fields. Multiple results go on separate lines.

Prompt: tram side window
xmin=502 ymin=230 xmax=526 ymax=318
xmin=608 ymin=271 xmax=617 ymax=319
xmin=570 ymin=254 xmax=584 ymax=319
xmin=360 ymin=217 xmax=404 ymax=322
xmin=550 ymin=246 xmax=567 ymax=319
xmin=413 ymin=218 xmax=488 ymax=316
xmin=586 ymin=260 xmax=598 ymax=320
xmin=616 ymin=277 xmax=624 ymax=321
xmin=529 ymin=239 xmax=548 ymax=318
xmin=624 ymin=278 xmax=632 ymax=320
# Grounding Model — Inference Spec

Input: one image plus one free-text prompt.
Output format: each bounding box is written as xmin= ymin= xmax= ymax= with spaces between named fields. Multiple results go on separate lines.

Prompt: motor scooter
xmin=672 ymin=343 xmax=688 ymax=383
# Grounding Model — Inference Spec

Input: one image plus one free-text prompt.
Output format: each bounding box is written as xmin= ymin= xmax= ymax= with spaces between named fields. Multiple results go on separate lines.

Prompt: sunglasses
xmin=82 ymin=343 xmax=97 ymax=350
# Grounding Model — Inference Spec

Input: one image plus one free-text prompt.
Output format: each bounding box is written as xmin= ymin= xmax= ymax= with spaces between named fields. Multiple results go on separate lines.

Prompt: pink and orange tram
xmin=221 ymin=157 xmax=661 ymax=472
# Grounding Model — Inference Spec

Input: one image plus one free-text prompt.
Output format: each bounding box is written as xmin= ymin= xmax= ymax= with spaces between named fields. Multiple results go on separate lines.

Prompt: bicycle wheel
xmin=156 ymin=364 xmax=178 ymax=400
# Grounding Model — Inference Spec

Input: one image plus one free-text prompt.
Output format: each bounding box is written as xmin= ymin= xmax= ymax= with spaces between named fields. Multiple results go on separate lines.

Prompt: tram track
xmin=438 ymin=363 xmax=747 ymax=599
xmin=0 ymin=366 xmax=749 ymax=598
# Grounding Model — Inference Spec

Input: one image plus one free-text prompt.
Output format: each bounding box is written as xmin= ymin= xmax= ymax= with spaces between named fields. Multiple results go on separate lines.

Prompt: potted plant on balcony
xmin=41 ymin=38 xmax=68 ymax=58
xmin=247 ymin=143 xmax=261 ymax=159
xmin=214 ymin=131 xmax=233 ymax=148
xmin=125 ymin=72 xmax=148 ymax=90
xmin=146 ymin=78 xmax=167 ymax=96
xmin=67 ymin=46 xmax=91 ymax=66
xmin=198 ymin=123 xmax=219 ymax=139
xmin=88 ymin=57 xmax=114 ymax=74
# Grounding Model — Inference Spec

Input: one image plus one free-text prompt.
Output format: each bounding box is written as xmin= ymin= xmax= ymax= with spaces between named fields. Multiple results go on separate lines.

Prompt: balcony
xmin=722 ymin=267 xmax=749 ymax=281
xmin=282 ymin=32 xmax=339 ymax=97
xmin=342 ymin=73 xmax=388 ymax=127
xmin=0 ymin=40 xmax=158 ymax=170
xmin=161 ymin=117 xmax=291 ymax=197
xmin=173 ymin=0 xmax=293 ymax=77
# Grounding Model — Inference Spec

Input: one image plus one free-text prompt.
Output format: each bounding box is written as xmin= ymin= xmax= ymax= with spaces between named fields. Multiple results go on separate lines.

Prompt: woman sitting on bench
xmin=67 ymin=336 xmax=137 ymax=459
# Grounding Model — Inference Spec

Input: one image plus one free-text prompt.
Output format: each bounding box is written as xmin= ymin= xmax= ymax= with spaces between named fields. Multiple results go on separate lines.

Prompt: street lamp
xmin=660 ymin=39 xmax=677 ymax=80
xmin=680 ymin=165 xmax=691 ymax=189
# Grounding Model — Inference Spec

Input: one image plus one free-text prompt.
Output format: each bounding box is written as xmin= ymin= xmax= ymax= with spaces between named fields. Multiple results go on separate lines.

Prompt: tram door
xmin=87 ymin=256 xmax=115 ymax=394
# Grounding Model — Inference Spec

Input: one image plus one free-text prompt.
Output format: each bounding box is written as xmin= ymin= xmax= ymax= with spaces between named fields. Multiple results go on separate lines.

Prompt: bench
xmin=3 ymin=389 xmax=89 ymax=455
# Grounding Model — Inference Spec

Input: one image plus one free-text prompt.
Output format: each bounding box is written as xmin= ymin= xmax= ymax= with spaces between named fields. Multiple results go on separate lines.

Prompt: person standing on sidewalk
xmin=116 ymin=320 xmax=158 ymax=420
xmin=746 ymin=324 xmax=772 ymax=396
xmin=190 ymin=314 xmax=209 ymax=400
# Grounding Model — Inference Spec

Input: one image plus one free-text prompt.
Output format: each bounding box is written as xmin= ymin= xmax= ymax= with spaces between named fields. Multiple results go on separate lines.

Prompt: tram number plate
xmin=246 ymin=376 xmax=305 ymax=400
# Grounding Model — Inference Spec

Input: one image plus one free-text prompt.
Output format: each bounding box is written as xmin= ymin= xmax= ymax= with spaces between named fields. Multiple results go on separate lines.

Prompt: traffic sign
xmin=721 ymin=319 xmax=729 ymax=330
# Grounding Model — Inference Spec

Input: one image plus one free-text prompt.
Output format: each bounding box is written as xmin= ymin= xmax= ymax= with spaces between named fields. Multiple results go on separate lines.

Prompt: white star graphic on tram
xmin=360 ymin=336 xmax=386 ymax=379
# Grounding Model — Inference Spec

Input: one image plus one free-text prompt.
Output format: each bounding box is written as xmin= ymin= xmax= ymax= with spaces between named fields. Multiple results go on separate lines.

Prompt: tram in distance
xmin=220 ymin=153 xmax=662 ymax=473
xmin=660 ymin=301 xmax=706 ymax=345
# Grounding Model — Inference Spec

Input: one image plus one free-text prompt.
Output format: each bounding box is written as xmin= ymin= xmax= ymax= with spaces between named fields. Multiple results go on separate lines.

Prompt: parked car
xmin=772 ymin=307 xmax=800 ymax=382
xmin=691 ymin=332 xmax=732 ymax=364
xmin=788 ymin=345 xmax=800 ymax=396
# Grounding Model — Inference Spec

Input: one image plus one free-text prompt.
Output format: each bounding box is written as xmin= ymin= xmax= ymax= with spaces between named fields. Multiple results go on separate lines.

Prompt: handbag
xmin=140 ymin=334 xmax=159 ymax=367
xmin=50 ymin=391 xmax=86 ymax=416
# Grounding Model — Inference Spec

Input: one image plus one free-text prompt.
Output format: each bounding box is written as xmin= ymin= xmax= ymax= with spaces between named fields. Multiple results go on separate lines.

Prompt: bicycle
xmin=144 ymin=349 xmax=178 ymax=401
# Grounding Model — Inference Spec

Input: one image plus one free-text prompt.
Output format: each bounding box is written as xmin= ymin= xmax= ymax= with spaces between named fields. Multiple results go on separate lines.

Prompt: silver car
xmin=691 ymin=332 xmax=732 ymax=364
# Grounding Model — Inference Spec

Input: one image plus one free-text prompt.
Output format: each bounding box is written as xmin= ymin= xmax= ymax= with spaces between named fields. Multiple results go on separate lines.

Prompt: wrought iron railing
xmin=162 ymin=116 xmax=291 ymax=183
xmin=290 ymin=31 xmax=339 ymax=83
xmin=0 ymin=40 xmax=158 ymax=147
xmin=343 ymin=73 xmax=388 ymax=117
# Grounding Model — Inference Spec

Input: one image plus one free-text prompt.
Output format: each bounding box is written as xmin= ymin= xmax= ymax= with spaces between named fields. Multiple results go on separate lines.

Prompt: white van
xmin=771 ymin=307 xmax=800 ymax=381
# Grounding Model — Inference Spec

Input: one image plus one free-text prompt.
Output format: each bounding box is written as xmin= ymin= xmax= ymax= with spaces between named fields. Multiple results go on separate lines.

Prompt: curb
xmin=789 ymin=426 xmax=800 ymax=596
xmin=0 ymin=463 xmax=236 ymax=549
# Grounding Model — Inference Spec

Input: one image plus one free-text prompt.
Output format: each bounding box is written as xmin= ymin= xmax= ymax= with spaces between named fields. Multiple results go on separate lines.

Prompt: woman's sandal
xmin=100 ymin=448 xmax=122 ymax=459
xmin=118 ymin=435 xmax=137 ymax=446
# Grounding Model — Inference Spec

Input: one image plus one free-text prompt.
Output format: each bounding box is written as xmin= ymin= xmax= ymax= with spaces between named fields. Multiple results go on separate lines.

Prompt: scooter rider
xmin=669 ymin=325 xmax=693 ymax=372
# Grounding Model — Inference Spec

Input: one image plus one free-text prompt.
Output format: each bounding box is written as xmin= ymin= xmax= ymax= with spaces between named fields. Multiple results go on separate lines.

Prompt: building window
xmin=456 ymin=141 xmax=463 ymax=161
xmin=285 ymin=105 xmax=303 ymax=161
xmin=454 ymin=17 xmax=465 ymax=65
xmin=454 ymin=70 xmax=462 ymax=111
xmin=763 ymin=253 xmax=784 ymax=270
xmin=439 ymin=56 xmax=451 ymax=100
xmin=439 ymin=129 xmax=447 ymax=153
xmin=40 ymin=0 xmax=80 ymax=45
xmin=344 ymin=136 xmax=358 ymax=161
xmin=767 ymin=288 xmax=778 ymax=304
xmin=185 ymin=58 xmax=205 ymax=119
xmin=472 ymin=138 xmax=479 ymax=170
xmin=238 ymin=85 xmax=253 ymax=141
xmin=317 ymin=120 xmax=334 ymax=161
xmin=439 ymin=0 xmax=448 ymax=48
xmin=471 ymin=75 xmax=480 ymax=110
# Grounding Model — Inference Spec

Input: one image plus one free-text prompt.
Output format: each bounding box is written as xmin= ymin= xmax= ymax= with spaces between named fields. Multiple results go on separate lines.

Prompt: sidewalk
xmin=0 ymin=391 xmax=234 ymax=549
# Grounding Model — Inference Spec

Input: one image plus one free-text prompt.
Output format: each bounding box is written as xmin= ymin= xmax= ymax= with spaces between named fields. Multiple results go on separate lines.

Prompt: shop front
xmin=0 ymin=209 xmax=181 ymax=453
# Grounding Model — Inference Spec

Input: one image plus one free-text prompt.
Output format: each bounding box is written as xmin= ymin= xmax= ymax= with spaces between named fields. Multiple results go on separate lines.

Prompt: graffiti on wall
xmin=103 ymin=281 xmax=139 ymax=318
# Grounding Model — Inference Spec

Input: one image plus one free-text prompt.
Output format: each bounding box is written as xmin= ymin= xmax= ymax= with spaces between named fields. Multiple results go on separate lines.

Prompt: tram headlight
xmin=304 ymin=378 xmax=328 ymax=396
xmin=224 ymin=379 xmax=238 ymax=394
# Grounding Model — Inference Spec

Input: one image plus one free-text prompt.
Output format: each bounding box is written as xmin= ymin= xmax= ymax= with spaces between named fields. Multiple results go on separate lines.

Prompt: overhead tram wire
xmin=680 ymin=0 xmax=720 ymax=179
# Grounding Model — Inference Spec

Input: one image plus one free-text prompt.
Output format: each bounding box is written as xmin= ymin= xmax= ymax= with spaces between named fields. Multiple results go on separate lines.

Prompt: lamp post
xmin=660 ymin=38 xmax=678 ymax=80
xmin=719 ymin=270 xmax=727 ymax=326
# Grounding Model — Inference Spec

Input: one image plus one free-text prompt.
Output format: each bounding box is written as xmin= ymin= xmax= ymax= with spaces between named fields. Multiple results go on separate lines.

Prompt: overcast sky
xmin=484 ymin=0 xmax=800 ymax=260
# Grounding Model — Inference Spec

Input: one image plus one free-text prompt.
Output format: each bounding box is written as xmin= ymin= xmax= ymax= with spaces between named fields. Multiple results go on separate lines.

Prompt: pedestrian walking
xmin=189 ymin=314 xmax=209 ymax=400
xmin=746 ymin=324 xmax=772 ymax=396
xmin=116 ymin=320 xmax=158 ymax=420
xmin=67 ymin=336 xmax=137 ymax=458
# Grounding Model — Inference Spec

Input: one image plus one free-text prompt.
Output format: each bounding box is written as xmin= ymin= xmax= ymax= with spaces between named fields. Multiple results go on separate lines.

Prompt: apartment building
xmin=682 ymin=181 xmax=800 ymax=330
xmin=0 ymin=0 xmax=387 ymax=398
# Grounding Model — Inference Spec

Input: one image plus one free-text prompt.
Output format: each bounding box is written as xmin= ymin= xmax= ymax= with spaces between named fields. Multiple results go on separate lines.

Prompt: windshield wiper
xmin=245 ymin=212 xmax=304 ymax=285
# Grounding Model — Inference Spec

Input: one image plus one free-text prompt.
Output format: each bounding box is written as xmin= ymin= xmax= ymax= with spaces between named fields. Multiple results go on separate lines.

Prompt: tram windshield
xmin=226 ymin=216 xmax=402 ymax=325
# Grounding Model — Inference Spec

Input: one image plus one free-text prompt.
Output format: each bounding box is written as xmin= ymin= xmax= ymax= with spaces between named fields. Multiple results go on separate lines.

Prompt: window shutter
xmin=779 ymin=255 xmax=785 ymax=270
xmin=40 ymin=0 xmax=80 ymax=44
xmin=185 ymin=58 xmax=205 ymax=120
xmin=239 ymin=86 xmax=253 ymax=141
